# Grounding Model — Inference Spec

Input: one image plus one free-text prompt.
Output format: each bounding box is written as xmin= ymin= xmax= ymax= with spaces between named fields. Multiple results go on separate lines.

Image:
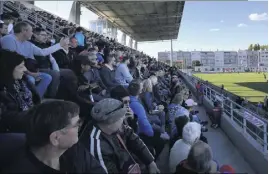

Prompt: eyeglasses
xmin=105 ymin=103 xmax=124 ymax=116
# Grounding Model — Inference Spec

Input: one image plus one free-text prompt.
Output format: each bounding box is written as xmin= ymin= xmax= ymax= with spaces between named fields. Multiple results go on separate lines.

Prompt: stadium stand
xmin=0 ymin=1 xmax=266 ymax=174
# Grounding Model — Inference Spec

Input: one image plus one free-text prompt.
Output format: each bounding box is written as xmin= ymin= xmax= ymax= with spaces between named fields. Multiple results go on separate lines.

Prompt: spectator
xmin=0 ymin=22 xmax=8 ymax=38
xmin=0 ymin=50 xmax=40 ymax=132
xmin=170 ymin=74 xmax=181 ymax=102
xmin=74 ymin=27 xmax=86 ymax=47
xmin=115 ymin=55 xmax=133 ymax=86
xmin=2 ymin=100 xmax=105 ymax=173
xmin=168 ymin=93 xmax=190 ymax=138
xmin=31 ymin=27 xmax=77 ymax=99
xmin=90 ymin=98 xmax=160 ymax=173
xmin=96 ymin=43 xmax=105 ymax=64
xmin=141 ymin=78 xmax=166 ymax=133
xmin=99 ymin=53 xmax=119 ymax=91
xmin=175 ymin=140 xmax=218 ymax=174
xmin=0 ymin=22 xmax=69 ymax=98
xmin=83 ymin=52 xmax=107 ymax=101
xmin=169 ymin=122 xmax=201 ymax=173
xmin=210 ymin=101 xmax=222 ymax=129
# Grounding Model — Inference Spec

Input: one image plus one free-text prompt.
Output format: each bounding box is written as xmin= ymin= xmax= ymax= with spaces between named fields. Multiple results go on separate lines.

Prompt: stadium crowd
xmin=0 ymin=2 xmax=235 ymax=174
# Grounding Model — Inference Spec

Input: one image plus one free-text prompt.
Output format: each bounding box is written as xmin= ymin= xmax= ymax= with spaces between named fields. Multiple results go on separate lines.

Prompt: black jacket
xmin=0 ymin=76 xmax=41 ymax=133
xmin=88 ymin=124 xmax=154 ymax=173
xmin=2 ymin=142 xmax=105 ymax=173
xmin=31 ymin=40 xmax=52 ymax=69
xmin=99 ymin=65 xmax=119 ymax=90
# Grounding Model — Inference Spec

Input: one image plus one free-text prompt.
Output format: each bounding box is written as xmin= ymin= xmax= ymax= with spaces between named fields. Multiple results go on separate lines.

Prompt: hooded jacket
xmin=169 ymin=122 xmax=201 ymax=173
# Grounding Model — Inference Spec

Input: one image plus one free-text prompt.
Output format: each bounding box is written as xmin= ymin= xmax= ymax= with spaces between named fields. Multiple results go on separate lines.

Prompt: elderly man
xmin=89 ymin=98 xmax=160 ymax=174
xmin=175 ymin=140 xmax=218 ymax=174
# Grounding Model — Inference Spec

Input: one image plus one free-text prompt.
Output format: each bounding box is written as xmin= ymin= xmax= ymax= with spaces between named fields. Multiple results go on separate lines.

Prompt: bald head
xmin=187 ymin=140 xmax=213 ymax=173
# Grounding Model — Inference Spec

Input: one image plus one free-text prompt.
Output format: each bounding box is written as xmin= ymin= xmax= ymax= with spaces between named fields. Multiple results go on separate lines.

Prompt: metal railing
xmin=4 ymin=1 xmax=67 ymax=38
xmin=181 ymin=72 xmax=268 ymax=159
xmin=191 ymin=73 xmax=268 ymax=118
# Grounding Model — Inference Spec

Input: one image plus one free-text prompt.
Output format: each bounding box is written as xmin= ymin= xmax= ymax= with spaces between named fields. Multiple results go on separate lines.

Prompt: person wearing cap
xmin=89 ymin=98 xmax=160 ymax=173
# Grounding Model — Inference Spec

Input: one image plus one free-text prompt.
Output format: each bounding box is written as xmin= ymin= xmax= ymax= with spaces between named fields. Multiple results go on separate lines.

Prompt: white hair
xmin=182 ymin=122 xmax=201 ymax=145
xmin=150 ymin=76 xmax=158 ymax=86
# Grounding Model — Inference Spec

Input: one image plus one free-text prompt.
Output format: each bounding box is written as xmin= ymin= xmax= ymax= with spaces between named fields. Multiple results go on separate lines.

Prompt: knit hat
xmin=219 ymin=165 xmax=235 ymax=174
xmin=91 ymin=98 xmax=127 ymax=124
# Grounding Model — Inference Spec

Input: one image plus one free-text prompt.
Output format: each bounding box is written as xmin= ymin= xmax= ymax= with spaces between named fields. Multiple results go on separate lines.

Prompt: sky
xmin=34 ymin=1 xmax=268 ymax=58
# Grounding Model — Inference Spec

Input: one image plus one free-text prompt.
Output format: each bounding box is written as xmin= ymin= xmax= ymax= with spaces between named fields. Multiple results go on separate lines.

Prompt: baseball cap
xmin=91 ymin=98 xmax=127 ymax=124
xmin=185 ymin=99 xmax=198 ymax=107
xmin=219 ymin=165 xmax=235 ymax=174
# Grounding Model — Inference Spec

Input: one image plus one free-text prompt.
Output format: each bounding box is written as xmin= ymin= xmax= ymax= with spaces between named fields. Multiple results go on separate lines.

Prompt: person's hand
xmin=125 ymin=107 xmax=134 ymax=119
xmin=78 ymin=85 xmax=89 ymax=92
xmin=101 ymin=90 xmax=106 ymax=96
xmin=148 ymin=161 xmax=160 ymax=174
xmin=30 ymin=72 xmax=41 ymax=81
xmin=60 ymin=37 xmax=69 ymax=48
xmin=158 ymin=105 xmax=164 ymax=111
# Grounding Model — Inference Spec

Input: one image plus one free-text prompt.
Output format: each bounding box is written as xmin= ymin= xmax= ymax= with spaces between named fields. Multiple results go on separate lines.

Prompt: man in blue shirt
xmin=128 ymin=79 xmax=168 ymax=158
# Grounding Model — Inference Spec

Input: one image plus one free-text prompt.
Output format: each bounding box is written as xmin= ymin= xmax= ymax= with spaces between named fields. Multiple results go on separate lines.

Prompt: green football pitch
xmin=193 ymin=73 xmax=268 ymax=103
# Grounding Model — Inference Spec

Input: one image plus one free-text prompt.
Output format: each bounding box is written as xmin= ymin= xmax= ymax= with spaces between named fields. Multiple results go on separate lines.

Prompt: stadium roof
xmin=80 ymin=1 xmax=185 ymax=42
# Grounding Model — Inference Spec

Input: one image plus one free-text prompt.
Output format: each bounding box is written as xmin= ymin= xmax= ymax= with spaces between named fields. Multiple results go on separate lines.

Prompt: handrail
xmin=180 ymin=71 xmax=268 ymax=158
xmin=4 ymin=1 xmax=67 ymax=38
xmin=191 ymin=74 xmax=268 ymax=118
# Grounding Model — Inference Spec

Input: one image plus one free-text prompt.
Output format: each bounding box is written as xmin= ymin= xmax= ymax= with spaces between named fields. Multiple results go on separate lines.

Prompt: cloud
xmin=249 ymin=13 xmax=268 ymax=21
xmin=237 ymin=23 xmax=247 ymax=27
xmin=220 ymin=20 xmax=224 ymax=23
xmin=209 ymin=28 xmax=220 ymax=32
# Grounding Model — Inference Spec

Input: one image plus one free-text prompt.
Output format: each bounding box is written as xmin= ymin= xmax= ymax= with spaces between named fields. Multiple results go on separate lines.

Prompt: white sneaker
xmin=160 ymin=132 xmax=170 ymax=140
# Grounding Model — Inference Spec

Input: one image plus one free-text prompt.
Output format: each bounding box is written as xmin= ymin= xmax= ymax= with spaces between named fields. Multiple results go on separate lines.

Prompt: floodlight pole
xmin=170 ymin=39 xmax=173 ymax=67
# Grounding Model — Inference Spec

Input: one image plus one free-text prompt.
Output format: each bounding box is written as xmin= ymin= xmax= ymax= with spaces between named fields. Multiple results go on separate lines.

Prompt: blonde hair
xmin=143 ymin=79 xmax=153 ymax=92
xmin=150 ymin=75 xmax=158 ymax=86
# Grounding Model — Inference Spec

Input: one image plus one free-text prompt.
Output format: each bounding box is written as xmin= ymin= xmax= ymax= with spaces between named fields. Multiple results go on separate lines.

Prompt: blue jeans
xmin=26 ymin=72 xmax=52 ymax=98
xmin=148 ymin=111 xmax=166 ymax=133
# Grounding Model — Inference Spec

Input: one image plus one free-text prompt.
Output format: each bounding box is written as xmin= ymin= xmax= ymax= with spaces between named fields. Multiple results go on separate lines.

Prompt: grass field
xmin=193 ymin=73 xmax=268 ymax=103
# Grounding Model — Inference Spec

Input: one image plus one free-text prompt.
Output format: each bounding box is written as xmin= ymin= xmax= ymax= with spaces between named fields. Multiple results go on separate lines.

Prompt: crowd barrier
xmin=180 ymin=71 xmax=268 ymax=174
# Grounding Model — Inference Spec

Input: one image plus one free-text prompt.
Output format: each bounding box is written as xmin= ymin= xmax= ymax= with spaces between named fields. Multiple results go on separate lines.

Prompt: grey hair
xmin=187 ymin=140 xmax=213 ymax=173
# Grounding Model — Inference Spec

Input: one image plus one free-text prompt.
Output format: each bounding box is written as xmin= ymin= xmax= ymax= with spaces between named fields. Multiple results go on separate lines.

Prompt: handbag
xmin=116 ymin=134 xmax=141 ymax=174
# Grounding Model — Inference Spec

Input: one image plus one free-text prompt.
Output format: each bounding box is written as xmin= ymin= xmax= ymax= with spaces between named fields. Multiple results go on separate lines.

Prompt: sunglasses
xmin=105 ymin=103 xmax=125 ymax=116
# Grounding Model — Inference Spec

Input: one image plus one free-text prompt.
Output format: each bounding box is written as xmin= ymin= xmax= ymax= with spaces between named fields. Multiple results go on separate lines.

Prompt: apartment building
xmin=259 ymin=50 xmax=268 ymax=71
xmin=238 ymin=50 xmax=248 ymax=68
xmin=157 ymin=50 xmax=268 ymax=72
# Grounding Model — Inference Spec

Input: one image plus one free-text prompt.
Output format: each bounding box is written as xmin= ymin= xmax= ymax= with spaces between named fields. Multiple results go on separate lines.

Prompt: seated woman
xmin=140 ymin=79 xmax=166 ymax=133
xmin=0 ymin=50 xmax=41 ymax=133
xmin=168 ymin=93 xmax=190 ymax=138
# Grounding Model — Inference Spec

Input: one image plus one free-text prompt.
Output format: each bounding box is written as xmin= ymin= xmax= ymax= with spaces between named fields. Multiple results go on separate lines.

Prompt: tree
xmin=253 ymin=44 xmax=258 ymax=51
xmin=257 ymin=44 xmax=261 ymax=50
xmin=248 ymin=44 xmax=253 ymax=51
xmin=192 ymin=60 xmax=201 ymax=67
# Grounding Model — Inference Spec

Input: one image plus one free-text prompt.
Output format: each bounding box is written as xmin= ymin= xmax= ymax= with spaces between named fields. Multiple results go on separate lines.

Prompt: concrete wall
xmin=181 ymin=73 xmax=268 ymax=174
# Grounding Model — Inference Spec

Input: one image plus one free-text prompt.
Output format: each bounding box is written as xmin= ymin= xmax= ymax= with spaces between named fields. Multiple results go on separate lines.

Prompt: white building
xmin=177 ymin=51 xmax=192 ymax=68
xmin=157 ymin=50 xmax=267 ymax=72
xmin=247 ymin=51 xmax=259 ymax=70
xmin=238 ymin=50 xmax=248 ymax=68
xmin=259 ymin=50 xmax=268 ymax=71
xmin=200 ymin=51 xmax=215 ymax=69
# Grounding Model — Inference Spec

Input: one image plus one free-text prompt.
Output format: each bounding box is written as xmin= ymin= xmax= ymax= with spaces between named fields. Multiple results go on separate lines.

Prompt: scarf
xmin=12 ymin=80 xmax=34 ymax=111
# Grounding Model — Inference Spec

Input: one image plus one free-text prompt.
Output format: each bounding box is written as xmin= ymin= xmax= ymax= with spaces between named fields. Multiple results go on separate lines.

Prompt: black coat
xmin=86 ymin=124 xmax=155 ymax=173
xmin=0 ymin=76 xmax=41 ymax=133
xmin=2 ymin=142 xmax=105 ymax=173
